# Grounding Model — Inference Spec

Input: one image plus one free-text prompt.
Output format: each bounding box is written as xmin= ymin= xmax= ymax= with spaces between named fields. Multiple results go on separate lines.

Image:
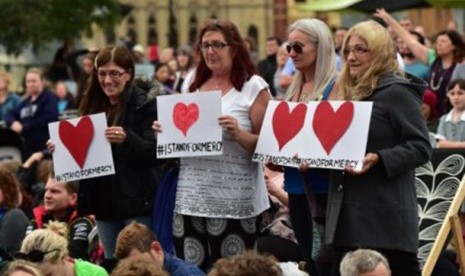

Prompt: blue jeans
xmin=97 ymin=216 xmax=151 ymax=258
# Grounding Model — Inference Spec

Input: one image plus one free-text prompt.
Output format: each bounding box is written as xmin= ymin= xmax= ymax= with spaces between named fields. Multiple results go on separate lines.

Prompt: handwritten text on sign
xmin=48 ymin=113 xmax=115 ymax=181
xmin=253 ymin=100 xmax=372 ymax=170
xmin=156 ymin=91 xmax=222 ymax=158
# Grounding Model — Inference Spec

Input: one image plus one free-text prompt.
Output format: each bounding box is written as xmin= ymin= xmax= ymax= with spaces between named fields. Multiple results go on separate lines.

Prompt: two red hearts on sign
xmin=272 ymin=101 xmax=354 ymax=155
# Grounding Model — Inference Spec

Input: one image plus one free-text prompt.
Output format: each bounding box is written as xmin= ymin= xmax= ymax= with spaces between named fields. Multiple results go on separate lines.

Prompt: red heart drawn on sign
xmin=58 ymin=116 xmax=94 ymax=169
xmin=272 ymin=101 xmax=307 ymax=151
xmin=173 ymin=102 xmax=199 ymax=136
xmin=313 ymin=101 xmax=354 ymax=155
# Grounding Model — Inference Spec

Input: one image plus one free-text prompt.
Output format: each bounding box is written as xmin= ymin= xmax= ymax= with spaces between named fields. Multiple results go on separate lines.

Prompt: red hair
xmin=189 ymin=19 xmax=258 ymax=92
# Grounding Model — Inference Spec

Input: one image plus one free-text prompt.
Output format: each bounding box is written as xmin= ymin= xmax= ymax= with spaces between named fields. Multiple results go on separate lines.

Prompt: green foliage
xmin=0 ymin=0 xmax=121 ymax=55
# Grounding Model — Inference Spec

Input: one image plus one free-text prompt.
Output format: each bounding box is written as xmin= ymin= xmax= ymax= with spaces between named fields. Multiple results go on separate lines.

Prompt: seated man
xmin=339 ymin=249 xmax=391 ymax=276
xmin=114 ymin=222 xmax=205 ymax=276
xmin=26 ymin=172 xmax=101 ymax=262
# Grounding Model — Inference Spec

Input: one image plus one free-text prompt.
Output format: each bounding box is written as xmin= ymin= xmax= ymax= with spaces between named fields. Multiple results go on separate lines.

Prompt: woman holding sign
xmin=49 ymin=45 xmax=163 ymax=270
xmin=153 ymin=19 xmax=270 ymax=271
xmin=325 ymin=21 xmax=431 ymax=275
xmin=276 ymin=18 xmax=339 ymax=275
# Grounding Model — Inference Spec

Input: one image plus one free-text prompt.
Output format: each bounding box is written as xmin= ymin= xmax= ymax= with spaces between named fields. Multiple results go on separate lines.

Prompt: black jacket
xmin=78 ymin=84 xmax=164 ymax=220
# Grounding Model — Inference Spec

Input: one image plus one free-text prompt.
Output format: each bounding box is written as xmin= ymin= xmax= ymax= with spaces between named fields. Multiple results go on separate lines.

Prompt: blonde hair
xmin=20 ymin=228 xmax=68 ymax=264
xmin=0 ymin=70 xmax=11 ymax=88
xmin=2 ymin=260 xmax=44 ymax=276
xmin=338 ymin=21 xmax=402 ymax=100
xmin=45 ymin=221 xmax=69 ymax=239
xmin=283 ymin=18 xmax=337 ymax=102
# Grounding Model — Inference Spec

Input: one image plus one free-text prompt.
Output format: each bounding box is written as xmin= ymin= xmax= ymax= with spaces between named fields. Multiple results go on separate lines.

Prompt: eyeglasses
xmin=343 ymin=46 xmax=370 ymax=59
xmin=200 ymin=41 xmax=229 ymax=51
xmin=14 ymin=249 xmax=60 ymax=263
xmin=97 ymin=70 xmax=126 ymax=79
xmin=286 ymin=43 xmax=305 ymax=54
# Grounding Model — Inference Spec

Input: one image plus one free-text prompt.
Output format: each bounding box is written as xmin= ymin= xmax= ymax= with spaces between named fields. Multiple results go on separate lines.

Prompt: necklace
xmin=430 ymin=62 xmax=451 ymax=92
xmin=430 ymin=71 xmax=445 ymax=91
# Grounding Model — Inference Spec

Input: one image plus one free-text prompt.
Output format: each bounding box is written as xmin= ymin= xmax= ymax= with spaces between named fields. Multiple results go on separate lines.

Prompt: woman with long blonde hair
xmin=326 ymin=21 xmax=431 ymax=275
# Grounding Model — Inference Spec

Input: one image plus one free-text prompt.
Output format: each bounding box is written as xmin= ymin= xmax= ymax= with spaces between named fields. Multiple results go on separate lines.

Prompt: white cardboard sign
xmin=253 ymin=100 xmax=373 ymax=170
xmin=48 ymin=113 xmax=115 ymax=182
xmin=156 ymin=91 xmax=223 ymax=158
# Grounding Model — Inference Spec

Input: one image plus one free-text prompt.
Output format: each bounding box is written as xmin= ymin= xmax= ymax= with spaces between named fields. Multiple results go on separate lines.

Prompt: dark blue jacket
xmin=164 ymin=251 xmax=205 ymax=276
xmin=5 ymin=90 xmax=58 ymax=157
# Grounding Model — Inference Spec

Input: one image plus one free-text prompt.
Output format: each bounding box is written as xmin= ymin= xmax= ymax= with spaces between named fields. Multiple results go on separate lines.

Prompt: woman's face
xmin=97 ymin=61 xmax=130 ymax=103
xmin=276 ymin=47 xmax=289 ymax=67
xmin=177 ymin=53 xmax=190 ymax=68
xmin=25 ymin=72 xmax=44 ymax=97
xmin=435 ymin=34 xmax=455 ymax=57
xmin=200 ymin=31 xmax=233 ymax=74
xmin=54 ymin=83 xmax=68 ymax=99
xmin=287 ymin=30 xmax=317 ymax=72
xmin=155 ymin=65 xmax=171 ymax=83
xmin=344 ymin=35 xmax=372 ymax=78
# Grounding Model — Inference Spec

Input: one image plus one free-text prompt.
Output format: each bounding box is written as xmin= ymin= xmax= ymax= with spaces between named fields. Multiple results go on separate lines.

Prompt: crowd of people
xmin=0 ymin=9 xmax=465 ymax=276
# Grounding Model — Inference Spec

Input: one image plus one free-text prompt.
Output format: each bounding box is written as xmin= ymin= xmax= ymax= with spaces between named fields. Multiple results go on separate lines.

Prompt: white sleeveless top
xmin=175 ymin=74 xmax=270 ymax=219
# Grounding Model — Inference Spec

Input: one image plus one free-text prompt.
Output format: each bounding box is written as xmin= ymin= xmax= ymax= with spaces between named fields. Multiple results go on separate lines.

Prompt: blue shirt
xmin=0 ymin=93 xmax=20 ymax=121
xmin=164 ymin=251 xmax=205 ymax=276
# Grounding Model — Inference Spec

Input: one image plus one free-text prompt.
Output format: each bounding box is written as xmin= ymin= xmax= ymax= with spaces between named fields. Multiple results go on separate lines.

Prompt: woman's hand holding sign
xmin=105 ymin=126 xmax=126 ymax=145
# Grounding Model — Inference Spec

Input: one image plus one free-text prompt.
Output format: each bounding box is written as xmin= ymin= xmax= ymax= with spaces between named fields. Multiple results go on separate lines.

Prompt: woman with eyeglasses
xmin=0 ymin=169 xmax=29 ymax=260
xmin=48 ymin=45 xmax=164 ymax=271
xmin=323 ymin=21 xmax=431 ymax=276
xmin=266 ymin=18 xmax=339 ymax=276
xmin=18 ymin=228 xmax=107 ymax=275
xmin=152 ymin=19 xmax=270 ymax=271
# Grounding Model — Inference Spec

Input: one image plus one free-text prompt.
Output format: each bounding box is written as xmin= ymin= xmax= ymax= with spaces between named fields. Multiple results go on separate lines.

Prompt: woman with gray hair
xmin=268 ymin=18 xmax=338 ymax=275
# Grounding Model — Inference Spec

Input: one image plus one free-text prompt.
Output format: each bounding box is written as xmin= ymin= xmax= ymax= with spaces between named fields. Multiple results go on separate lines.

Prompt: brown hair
xmin=111 ymin=256 xmax=168 ymax=276
xmin=114 ymin=222 xmax=158 ymax=259
xmin=0 ymin=169 xmax=21 ymax=209
xmin=189 ymin=19 xmax=258 ymax=92
xmin=79 ymin=45 xmax=135 ymax=118
xmin=208 ymin=250 xmax=283 ymax=276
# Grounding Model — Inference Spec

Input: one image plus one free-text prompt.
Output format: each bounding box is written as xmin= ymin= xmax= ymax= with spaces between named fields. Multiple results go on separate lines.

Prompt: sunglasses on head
xmin=286 ymin=43 xmax=304 ymax=54
xmin=14 ymin=249 xmax=59 ymax=263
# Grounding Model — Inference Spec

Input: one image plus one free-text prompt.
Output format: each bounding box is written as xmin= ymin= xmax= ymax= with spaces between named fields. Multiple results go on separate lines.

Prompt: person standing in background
xmin=258 ymin=36 xmax=282 ymax=97
xmin=5 ymin=68 xmax=58 ymax=158
xmin=0 ymin=71 xmax=20 ymax=122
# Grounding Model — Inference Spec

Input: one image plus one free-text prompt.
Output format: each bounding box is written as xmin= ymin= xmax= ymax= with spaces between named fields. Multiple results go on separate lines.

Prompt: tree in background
xmin=0 ymin=0 xmax=122 ymax=55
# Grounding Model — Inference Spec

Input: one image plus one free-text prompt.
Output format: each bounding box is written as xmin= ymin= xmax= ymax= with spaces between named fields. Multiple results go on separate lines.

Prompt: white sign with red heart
xmin=156 ymin=91 xmax=223 ymax=158
xmin=253 ymin=100 xmax=373 ymax=170
xmin=48 ymin=113 xmax=115 ymax=182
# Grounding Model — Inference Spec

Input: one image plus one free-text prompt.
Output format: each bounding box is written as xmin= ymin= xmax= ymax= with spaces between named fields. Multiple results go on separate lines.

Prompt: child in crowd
xmin=436 ymin=79 xmax=465 ymax=147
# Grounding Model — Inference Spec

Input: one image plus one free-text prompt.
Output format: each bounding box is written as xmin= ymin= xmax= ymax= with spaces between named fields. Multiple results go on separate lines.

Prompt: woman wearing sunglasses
xmin=18 ymin=228 xmax=108 ymax=275
xmin=153 ymin=19 xmax=270 ymax=271
xmin=47 ymin=45 xmax=164 ymax=270
xmin=324 ymin=21 xmax=431 ymax=275
xmin=267 ymin=18 xmax=339 ymax=276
